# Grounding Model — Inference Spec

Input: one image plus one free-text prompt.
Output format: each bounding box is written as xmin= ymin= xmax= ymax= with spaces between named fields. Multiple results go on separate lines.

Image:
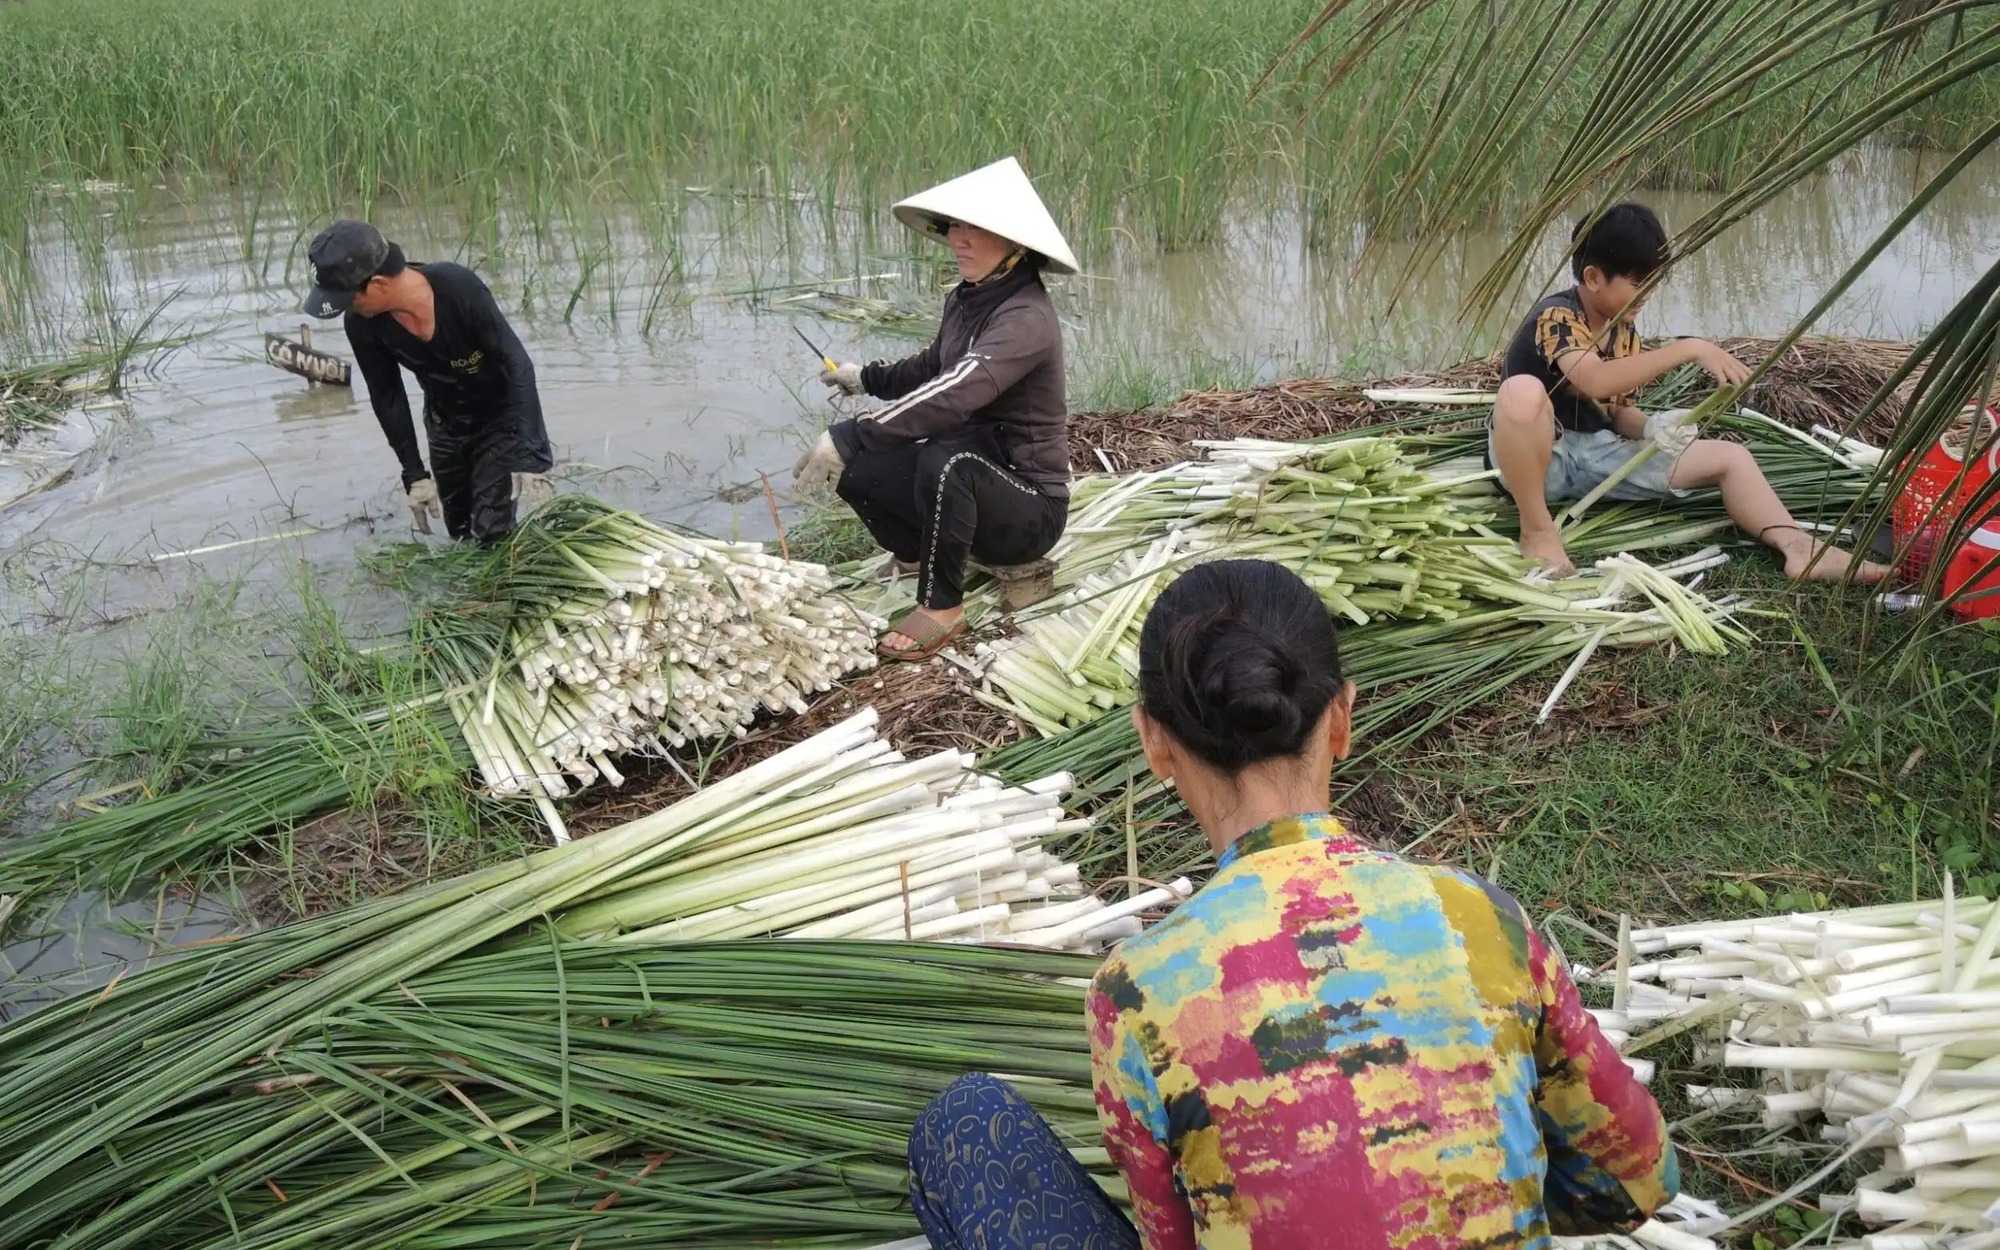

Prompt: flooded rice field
xmin=2 ymin=146 xmax=1994 ymax=586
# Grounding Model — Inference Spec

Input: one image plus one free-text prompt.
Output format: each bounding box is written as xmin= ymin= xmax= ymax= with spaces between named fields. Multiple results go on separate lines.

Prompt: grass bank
xmin=1 ymin=0 xmax=1995 ymax=251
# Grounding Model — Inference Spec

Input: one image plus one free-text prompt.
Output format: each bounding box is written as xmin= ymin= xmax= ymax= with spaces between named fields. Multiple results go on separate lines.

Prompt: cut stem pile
xmin=0 ymin=710 xmax=1152 ymax=1249
xmin=979 ymin=436 xmax=1752 ymax=735
xmin=1590 ymin=890 xmax=2000 ymax=1250
xmin=441 ymin=498 xmax=883 ymax=799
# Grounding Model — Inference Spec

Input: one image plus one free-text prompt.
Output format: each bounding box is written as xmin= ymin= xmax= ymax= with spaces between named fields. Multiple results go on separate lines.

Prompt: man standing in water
xmin=303 ymin=220 xmax=554 ymax=543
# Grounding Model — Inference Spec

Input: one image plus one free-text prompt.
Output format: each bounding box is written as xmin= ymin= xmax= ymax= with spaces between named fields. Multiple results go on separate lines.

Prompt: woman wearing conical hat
xmin=793 ymin=157 xmax=1076 ymax=662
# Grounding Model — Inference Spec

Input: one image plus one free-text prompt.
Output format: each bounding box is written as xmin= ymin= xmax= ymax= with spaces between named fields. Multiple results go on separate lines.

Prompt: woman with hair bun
xmin=908 ymin=560 xmax=1677 ymax=1250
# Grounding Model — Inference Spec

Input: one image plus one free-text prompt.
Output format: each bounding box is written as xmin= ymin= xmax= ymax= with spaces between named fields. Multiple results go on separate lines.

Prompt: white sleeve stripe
xmin=863 ymin=353 xmax=984 ymax=424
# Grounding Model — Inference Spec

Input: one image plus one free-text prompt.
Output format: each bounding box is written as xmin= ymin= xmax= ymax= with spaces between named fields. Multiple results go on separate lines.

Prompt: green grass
xmin=781 ymin=496 xmax=878 ymax=568
xmin=0 ymin=557 xmax=541 ymax=922
xmin=1355 ymin=564 xmax=2000 ymax=926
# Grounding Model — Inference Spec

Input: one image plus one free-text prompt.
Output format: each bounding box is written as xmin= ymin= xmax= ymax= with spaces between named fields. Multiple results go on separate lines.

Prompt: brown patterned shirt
xmin=1501 ymin=288 xmax=1640 ymax=434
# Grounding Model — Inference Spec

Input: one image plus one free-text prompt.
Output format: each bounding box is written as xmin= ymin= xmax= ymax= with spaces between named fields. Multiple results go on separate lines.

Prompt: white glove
xmin=406 ymin=477 xmax=440 ymax=534
xmin=512 ymin=471 xmax=557 ymax=511
xmin=818 ymin=362 xmax=865 ymax=396
xmin=792 ymin=431 xmax=845 ymax=495
xmin=1644 ymin=408 xmax=1698 ymax=458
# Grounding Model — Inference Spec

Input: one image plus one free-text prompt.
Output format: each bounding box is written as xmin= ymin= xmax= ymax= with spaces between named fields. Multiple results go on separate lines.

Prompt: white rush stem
xmin=1886 ymin=991 xmax=2000 ymax=1012
xmin=1889 ymin=1136 xmax=2000 ymax=1171
xmin=1005 ymin=896 xmax=1108 ymax=933
xmin=905 ymin=903 xmax=1016 ymax=941
xmin=1860 ymin=1236 xmax=1937 ymax=1250
xmin=1913 ymin=1165 xmax=2000 ymax=1196
xmin=1725 ymin=1044 xmax=1903 ymax=1073
xmin=1014 ymin=880 xmax=1194 ymax=946
xmin=1631 ymin=898 xmax=1993 ymax=950
xmin=1894 ymin=1106 xmax=2000 ymax=1146
xmin=1630 ymin=1220 xmax=1719 ymax=1250
xmin=1866 ymin=1011 xmax=2000 ymax=1040
xmin=1853 ymin=1187 xmax=1992 ymax=1228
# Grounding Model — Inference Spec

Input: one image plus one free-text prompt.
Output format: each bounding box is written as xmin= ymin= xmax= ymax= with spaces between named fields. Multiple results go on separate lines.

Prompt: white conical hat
xmin=891 ymin=157 xmax=1078 ymax=276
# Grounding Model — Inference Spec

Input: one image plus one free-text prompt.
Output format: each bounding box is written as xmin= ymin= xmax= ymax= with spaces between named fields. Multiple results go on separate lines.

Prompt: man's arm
xmin=1089 ymin=987 xmax=1199 ymax=1250
xmin=1527 ymin=925 xmax=1679 ymax=1235
xmin=1556 ymin=338 xmax=1749 ymax=402
xmin=465 ymin=282 xmax=553 ymax=472
xmin=1610 ymin=404 xmax=1648 ymax=440
xmin=346 ymin=316 xmax=428 ymax=486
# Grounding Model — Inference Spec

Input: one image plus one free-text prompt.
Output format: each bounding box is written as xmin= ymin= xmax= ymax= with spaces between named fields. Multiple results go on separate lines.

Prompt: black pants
xmin=427 ymin=417 xmax=520 ymax=544
xmin=836 ymin=431 xmax=1066 ymax=611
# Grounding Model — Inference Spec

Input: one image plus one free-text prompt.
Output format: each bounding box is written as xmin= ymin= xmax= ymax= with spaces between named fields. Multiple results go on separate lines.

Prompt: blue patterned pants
xmin=908 ymin=1073 xmax=1140 ymax=1250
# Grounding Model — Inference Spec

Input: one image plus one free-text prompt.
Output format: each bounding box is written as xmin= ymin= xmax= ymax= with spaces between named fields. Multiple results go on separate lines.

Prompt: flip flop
xmin=878 ymin=609 xmax=966 ymax=663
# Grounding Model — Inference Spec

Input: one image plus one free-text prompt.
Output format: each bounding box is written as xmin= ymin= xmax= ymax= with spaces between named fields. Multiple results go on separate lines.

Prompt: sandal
xmin=877 ymin=609 xmax=967 ymax=663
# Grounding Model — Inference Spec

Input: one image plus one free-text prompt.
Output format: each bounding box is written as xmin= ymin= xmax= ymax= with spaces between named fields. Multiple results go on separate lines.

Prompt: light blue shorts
xmin=1486 ymin=413 xmax=1692 ymax=503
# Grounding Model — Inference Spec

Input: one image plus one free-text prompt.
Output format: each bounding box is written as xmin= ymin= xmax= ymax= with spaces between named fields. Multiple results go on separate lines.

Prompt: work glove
xmin=1644 ymin=409 xmax=1698 ymax=459
xmin=793 ymin=431 xmax=845 ymax=496
xmin=512 ymin=471 xmax=557 ymax=512
xmin=818 ymin=362 xmax=866 ymax=396
xmin=406 ymin=477 xmax=440 ymax=534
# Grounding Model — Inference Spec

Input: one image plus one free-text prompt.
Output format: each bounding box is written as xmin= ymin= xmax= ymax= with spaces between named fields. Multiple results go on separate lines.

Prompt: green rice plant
xmin=2 ymin=0 xmax=1994 ymax=255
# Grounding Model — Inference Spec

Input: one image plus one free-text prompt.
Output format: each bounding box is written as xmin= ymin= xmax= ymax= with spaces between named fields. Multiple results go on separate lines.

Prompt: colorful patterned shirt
xmin=1500 ymin=288 xmax=1642 ymax=434
xmin=1087 ymin=815 xmax=1675 ymax=1250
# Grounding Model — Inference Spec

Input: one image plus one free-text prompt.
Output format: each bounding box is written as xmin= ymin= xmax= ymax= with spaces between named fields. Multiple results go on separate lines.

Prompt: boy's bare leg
xmin=1667 ymin=440 xmax=1891 ymax=583
xmin=1491 ymin=376 xmax=1574 ymax=576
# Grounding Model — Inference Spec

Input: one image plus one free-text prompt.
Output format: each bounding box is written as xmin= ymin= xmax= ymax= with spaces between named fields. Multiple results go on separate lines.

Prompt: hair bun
xmin=1137 ymin=559 xmax=1345 ymax=774
xmin=1201 ymin=625 xmax=1304 ymax=745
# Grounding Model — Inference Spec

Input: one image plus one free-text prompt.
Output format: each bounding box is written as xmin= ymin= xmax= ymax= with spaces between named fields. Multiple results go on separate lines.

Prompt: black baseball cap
xmin=302 ymin=219 xmax=392 ymax=318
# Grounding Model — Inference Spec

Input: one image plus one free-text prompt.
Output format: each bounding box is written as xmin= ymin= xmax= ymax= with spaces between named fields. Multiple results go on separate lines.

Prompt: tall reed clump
xmin=2 ymin=0 xmax=1995 ymax=251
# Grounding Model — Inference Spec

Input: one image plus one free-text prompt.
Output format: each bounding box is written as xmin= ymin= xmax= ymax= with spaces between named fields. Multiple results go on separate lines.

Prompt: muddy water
xmin=1 ymin=147 xmax=1996 ymax=997
xmin=3 ymin=146 xmax=1995 ymax=580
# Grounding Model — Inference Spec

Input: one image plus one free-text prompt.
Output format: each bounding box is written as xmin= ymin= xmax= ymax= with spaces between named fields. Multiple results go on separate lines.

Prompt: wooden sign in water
xmin=264 ymin=326 xmax=351 ymax=387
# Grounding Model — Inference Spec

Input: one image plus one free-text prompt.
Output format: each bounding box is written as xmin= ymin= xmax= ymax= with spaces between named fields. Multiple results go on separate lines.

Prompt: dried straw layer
xmin=1069 ymin=336 xmax=1920 ymax=474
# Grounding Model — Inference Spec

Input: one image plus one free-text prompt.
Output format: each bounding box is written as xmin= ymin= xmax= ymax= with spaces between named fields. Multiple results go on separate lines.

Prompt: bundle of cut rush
xmin=0 ymin=711 xmax=1182 ymax=1250
xmin=553 ymin=708 xmax=1188 ymax=950
xmin=437 ymin=497 xmax=883 ymax=799
xmin=1587 ymin=889 xmax=2000 ymax=1250
xmin=978 ymin=434 xmax=1751 ymax=734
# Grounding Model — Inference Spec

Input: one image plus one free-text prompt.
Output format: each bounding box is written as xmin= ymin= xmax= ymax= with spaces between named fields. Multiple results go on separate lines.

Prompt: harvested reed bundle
xmin=0 ymin=942 xmax=1102 ymax=1250
xmin=980 ymin=435 xmax=1750 ymax=734
xmin=1588 ymin=890 xmax=2000 ymax=1250
xmin=0 ymin=711 xmax=1150 ymax=1249
xmin=985 ymin=416 xmax=1880 ymax=881
xmin=439 ymin=498 xmax=882 ymax=799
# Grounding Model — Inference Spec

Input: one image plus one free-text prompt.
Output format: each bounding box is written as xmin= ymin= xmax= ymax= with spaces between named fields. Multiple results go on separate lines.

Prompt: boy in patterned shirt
xmin=1490 ymin=202 xmax=1887 ymax=583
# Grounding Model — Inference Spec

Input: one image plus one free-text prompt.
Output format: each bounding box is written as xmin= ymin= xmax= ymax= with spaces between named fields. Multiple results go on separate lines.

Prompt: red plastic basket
xmin=1944 ymin=522 xmax=2000 ymax=621
xmin=1892 ymin=402 xmax=2000 ymax=579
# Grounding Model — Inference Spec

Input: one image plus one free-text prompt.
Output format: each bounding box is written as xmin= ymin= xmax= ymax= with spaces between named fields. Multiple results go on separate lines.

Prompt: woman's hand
xmin=819 ymin=362 xmax=865 ymax=396
xmin=793 ymin=431 xmax=846 ymax=495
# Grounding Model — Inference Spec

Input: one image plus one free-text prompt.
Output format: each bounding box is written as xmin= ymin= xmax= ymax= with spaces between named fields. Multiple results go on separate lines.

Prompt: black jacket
xmin=830 ymin=272 xmax=1069 ymax=497
xmin=346 ymin=262 xmax=553 ymax=486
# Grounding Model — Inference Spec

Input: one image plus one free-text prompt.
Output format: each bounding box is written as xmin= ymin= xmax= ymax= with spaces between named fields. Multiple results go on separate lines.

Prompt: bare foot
xmin=1519 ymin=528 xmax=1576 ymax=579
xmin=881 ymin=606 xmax=963 ymax=653
xmin=1784 ymin=541 xmax=1891 ymax=584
